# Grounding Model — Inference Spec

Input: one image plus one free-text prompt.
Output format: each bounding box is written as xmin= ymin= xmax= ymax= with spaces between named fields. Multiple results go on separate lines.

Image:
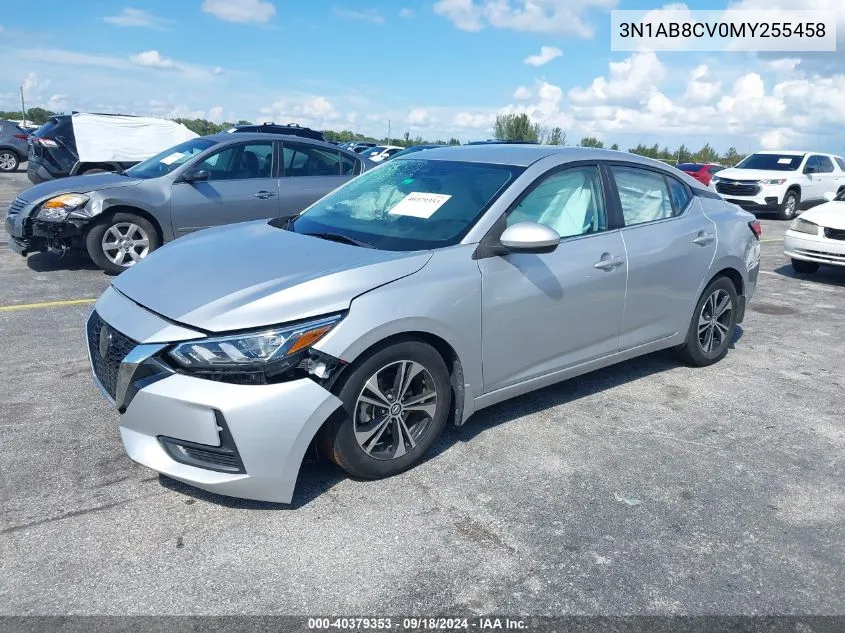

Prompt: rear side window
xmin=836 ymin=157 xmax=845 ymax=171
xmin=816 ymin=156 xmax=834 ymax=173
xmin=283 ymin=144 xmax=345 ymax=176
xmin=666 ymin=177 xmax=691 ymax=213
xmin=611 ymin=166 xmax=676 ymax=226
xmin=339 ymin=152 xmax=360 ymax=175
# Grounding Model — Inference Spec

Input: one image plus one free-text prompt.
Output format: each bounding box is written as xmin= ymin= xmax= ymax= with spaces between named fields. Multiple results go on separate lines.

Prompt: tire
xmin=319 ymin=340 xmax=451 ymax=480
xmin=81 ymin=168 xmax=108 ymax=175
xmin=85 ymin=212 xmax=160 ymax=275
xmin=777 ymin=189 xmax=800 ymax=220
xmin=0 ymin=150 xmax=20 ymax=172
xmin=677 ymin=277 xmax=739 ymax=367
xmin=791 ymin=258 xmax=819 ymax=275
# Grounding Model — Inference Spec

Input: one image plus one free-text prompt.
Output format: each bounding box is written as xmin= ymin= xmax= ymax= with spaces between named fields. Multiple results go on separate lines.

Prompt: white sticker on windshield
xmin=388 ymin=192 xmax=452 ymax=219
xmin=778 ymin=158 xmax=793 ymax=164
xmin=160 ymin=152 xmax=185 ymax=165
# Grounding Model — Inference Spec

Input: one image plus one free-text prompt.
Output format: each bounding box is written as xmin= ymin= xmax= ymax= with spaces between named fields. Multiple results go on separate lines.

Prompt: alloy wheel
xmin=353 ymin=360 xmax=438 ymax=461
xmin=697 ymin=288 xmax=733 ymax=354
xmin=0 ymin=152 xmax=17 ymax=171
xmin=785 ymin=194 xmax=797 ymax=216
xmin=101 ymin=222 xmax=151 ymax=268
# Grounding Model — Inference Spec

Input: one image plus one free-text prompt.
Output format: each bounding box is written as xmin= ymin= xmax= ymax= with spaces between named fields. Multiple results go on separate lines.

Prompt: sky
xmin=0 ymin=0 xmax=843 ymax=153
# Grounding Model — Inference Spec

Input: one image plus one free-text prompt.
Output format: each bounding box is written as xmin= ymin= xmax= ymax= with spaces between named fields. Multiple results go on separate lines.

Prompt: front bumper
xmin=716 ymin=183 xmax=785 ymax=211
xmin=784 ymin=230 xmax=845 ymax=267
xmin=5 ymin=198 xmax=89 ymax=256
xmin=88 ymin=286 xmax=344 ymax=504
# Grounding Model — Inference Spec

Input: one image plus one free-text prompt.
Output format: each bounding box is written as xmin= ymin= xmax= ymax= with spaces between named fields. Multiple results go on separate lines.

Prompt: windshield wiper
xmin=305 ymin=232 xmax=375 ymax=249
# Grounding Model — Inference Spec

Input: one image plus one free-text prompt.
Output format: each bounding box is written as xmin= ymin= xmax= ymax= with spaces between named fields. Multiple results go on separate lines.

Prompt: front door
xmin=170 ymin=140 xmax=280 ymax=237
xmin=479 ymin=164 xmax=627 ymax=393
xmin=607 ymin=164 xmax=718 ymax=349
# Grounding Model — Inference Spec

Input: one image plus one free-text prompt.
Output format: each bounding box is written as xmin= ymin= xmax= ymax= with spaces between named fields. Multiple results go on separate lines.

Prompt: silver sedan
xmin=86 ymin=146 xmax=761 ymax=503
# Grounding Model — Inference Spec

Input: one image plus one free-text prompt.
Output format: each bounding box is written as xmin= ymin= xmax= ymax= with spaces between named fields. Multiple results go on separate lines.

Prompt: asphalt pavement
xmin=1 ymin=168 xmax=844 ymax=616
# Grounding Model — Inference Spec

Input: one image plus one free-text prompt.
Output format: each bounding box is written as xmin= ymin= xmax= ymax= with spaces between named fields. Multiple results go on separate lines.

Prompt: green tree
xmin=448 ymin=137 xmax=461 ymax=145
xmin=722 ymin=146 xmax=743 ymax=166
xmin=493 ymin=113 xmax=541 ymax=143
xmin=545 ymin=127 xmax=565 ymax=145
xmin=610 ymin=143 xmax=619 ymax=151
xmin=579 ymin=136 xmax=604 ymax=148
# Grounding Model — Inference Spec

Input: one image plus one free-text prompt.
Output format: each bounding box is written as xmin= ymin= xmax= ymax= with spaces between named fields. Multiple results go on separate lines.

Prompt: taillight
xmin=34 ymin=137 xmax=58 ymax=148
xmin=748 ymin=220 xmax=762 ymax=239
xmin=13 ymin=134 xmax=28 ymax=140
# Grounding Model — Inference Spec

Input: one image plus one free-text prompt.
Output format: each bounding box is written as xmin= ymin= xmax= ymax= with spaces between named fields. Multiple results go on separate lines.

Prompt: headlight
xmin=711 ymin=177 xmax=721 ymax=184
xmin=36 ymin=193 xmax=89 ymax=221
xmin=759 ymin=179 xmax=786 ymax=185
xmin=167 ymin=314 xmax=342 ymax=383
xmin=790 ymin=218 xmax=819 ymax=235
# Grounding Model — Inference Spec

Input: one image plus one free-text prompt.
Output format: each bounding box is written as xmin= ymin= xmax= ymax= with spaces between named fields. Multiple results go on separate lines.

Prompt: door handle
xmin=693 ymin=232 xmax=715 ymax=246
xmin=254 ymin=190 xmax=276 ymax=199
xmin=594 ymin=255 xmax=625 ymax=271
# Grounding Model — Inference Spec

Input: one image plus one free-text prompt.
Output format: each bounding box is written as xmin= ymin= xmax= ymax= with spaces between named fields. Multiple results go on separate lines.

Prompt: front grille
xmin=716 ymin=181 xmax=761 ymax=196
xmin=793 ymin=248 xmax=845 ymax=264
xmin=86 ymin=311 xmax=137 ymax=399
xmin=6 ymin=197 xmax=25 ymax=217
xmin=22 ymin=219 xmax=33 ymax=238
xmin=824 ymin=227 xmax=845 ymax=241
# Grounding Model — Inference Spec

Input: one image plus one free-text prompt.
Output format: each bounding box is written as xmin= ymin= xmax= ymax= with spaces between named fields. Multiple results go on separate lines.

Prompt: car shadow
xmin=773 ymin=263 xmax=845 ymax=288
xmin=160 ymin=330 xmax=752 ymax=510
xmin=25 ymin=251 xmax=101 ymax=273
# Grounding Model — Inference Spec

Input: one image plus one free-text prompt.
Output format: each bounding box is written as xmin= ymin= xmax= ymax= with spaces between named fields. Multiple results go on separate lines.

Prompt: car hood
xmin=111 ymin=221 xmax=433 ymax=333
xmin=714 ymin=168 xmax=795 ymax=181
xmin=18 ymin=173 xmax=143 ymax=203
xmin=797 ymin=201 xmax=845 ymax=230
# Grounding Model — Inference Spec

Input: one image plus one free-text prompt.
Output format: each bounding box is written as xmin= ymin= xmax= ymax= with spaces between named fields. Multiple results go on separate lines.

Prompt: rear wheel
xmin=677 ymin=277 xmax=738 ymax=367
xmin=777 ymin=189 xmax=800 ymax=220
xmin=85 ymin=212 xmax=160 ymax=275
xmin=0 ymin=150 xmax=19 ymax=172
xmin=791 ymin=258 xmax=819 ymax=275
xmin=319 ymin=340 xmax=451 ymax=480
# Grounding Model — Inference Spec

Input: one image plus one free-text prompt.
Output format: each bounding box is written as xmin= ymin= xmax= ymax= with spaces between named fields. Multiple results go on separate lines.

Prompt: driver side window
xmin=507 ymin=165 xmax=608 ymax=238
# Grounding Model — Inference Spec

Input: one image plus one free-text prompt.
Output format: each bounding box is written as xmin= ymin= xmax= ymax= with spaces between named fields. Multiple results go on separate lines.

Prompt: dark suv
xmin=0 ymin=119 xmax=30 ymax=172
xmin=27 ymin=114 xmax=143 ymax=184
xmin=226 ymin=122 xmax=325 ymax=142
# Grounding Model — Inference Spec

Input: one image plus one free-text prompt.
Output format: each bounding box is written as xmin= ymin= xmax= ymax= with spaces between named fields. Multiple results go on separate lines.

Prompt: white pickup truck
xmin=712 ymin=151 xmax=845 ymax=220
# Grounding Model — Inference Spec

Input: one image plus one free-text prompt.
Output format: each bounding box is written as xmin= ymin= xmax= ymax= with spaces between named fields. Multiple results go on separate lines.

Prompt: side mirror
xmin=824 ymin=191 xmax=836 ymax=202
xmin=182 ymin=169 xmax=209 ymax=183
xmin=499 ymin=222 xmax=560 ymax=254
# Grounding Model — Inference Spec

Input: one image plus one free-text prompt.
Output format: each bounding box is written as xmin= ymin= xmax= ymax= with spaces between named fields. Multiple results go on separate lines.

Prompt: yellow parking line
xmin=760 ymin=238 xmax=784 ymax=243
xmin=0 ymin=298 xmax=96 ymax=312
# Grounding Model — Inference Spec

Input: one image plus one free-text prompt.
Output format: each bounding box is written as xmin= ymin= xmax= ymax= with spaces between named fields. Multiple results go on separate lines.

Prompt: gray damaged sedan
xmin=6 ymin=133 xmax=370 ymax=274
xmin=86 ymin=146 xmax=761 ymax=503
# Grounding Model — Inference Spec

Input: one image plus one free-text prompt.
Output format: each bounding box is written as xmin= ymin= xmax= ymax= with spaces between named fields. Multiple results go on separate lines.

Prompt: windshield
xmin=124 ymin=138 xmax=217 ymax=179
xmin=735 ymin=153 xmax=802 ymax=171
xmin=290 ymin=159 xmax=523 ymax=251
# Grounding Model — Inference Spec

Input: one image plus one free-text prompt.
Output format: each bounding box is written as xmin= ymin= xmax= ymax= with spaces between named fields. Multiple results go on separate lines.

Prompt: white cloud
xmin=408 ymin=108 xmax=435 ymax=126
xmin=513 ymin=86 xmax=532 ymax=100
xmin=682 ymin=64 xmax=721 ymax=103
xmin=103 ymin=8 xmax=171 ymax=28
xmin=399 ymin=8 xmax=415 ymax=18
xmin=22 ymin=72 xmax=47 ymax=95
xmin=207 ymin=105 xmax=225 ymax=123
xmin=434 ymin=0 xmax=619 ymax=38
xmin=453 ymin=111 xmax=496 ymax=129
xmin=130 ymin=50 xmax=175 ymax=69
xmin=524 ymin=46 xmax=562 ymax=67
xmin=333 ymin=8 xmax=386 ymax=25
xmin=768 ymin=58 xmax=801 ymax=72
xmin=202 ymin=0 xmax=276 ymax=24
xmin=569 ymin=52 xmax=665 ymax=107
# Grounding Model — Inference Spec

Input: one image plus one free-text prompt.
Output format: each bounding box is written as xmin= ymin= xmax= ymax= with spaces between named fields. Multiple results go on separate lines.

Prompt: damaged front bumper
xmin=5 ymin=213 xmax=89 ymax=256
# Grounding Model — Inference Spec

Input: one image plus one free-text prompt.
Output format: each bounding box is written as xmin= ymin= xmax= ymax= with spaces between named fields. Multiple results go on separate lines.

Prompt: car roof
xmin=399 ymin=144 xmax=685 ymax=168
xmin=206 ymin=131 xmax=350 ymax=152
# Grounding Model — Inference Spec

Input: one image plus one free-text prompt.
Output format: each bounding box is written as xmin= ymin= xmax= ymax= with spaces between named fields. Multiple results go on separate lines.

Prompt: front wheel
xmin=791 ymin=258 xmax=819 ymax=275
xmin=85 ymin=213 xmax=160 ymax=275
xmin=319 ymin=340 xmax=451 ymax=480
xmin=777 ymin=190 xmax=800 ymax=220
xmin=677 ymin=277 xmax=738 ymax=367
xmin=0 ymin=150 xmax=20 ymax=172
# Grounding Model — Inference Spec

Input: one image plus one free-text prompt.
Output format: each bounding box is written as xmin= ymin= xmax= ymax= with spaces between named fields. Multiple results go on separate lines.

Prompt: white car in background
xmin=361 ymin=145 xmax=404 ymax=163
xmin=784 ymin=190 xmax=845 ymax=274
xmin=712 ymin=151 xmax=845 ymax=220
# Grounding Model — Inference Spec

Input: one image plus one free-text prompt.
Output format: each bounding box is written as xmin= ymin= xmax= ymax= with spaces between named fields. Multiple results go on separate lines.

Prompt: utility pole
xmin=20 ymin=85 xmax=27 ymax=126
xmin=387 ymin=119 xmax=390 ymax=143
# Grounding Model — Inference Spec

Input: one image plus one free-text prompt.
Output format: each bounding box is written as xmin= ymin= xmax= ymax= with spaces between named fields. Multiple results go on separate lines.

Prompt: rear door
xmin=815 ymin=155 xmax=841 ymax=199
xmin=169 ymin=140 xmax=280 ymax=236
xmin=278 ymin=142 xmax=360 ymax=216
xmin=608 ymin=164 xmax=717 ymax=350
xmin=803 ymin=155 xmax=827 ymax=201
